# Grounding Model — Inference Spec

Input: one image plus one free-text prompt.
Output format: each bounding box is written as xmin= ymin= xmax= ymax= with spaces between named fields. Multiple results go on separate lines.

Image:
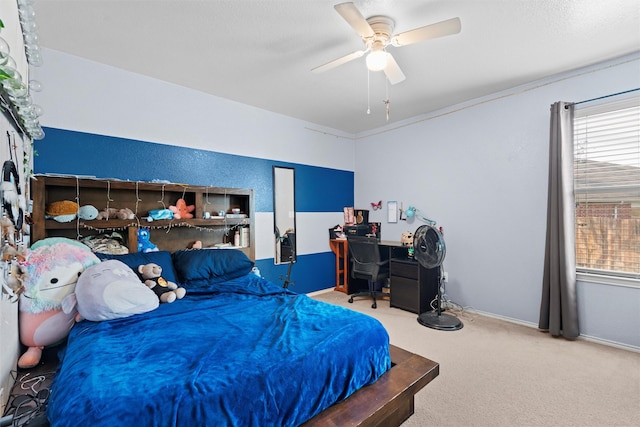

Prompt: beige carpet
xmin=311 ymin=290 xmax=640 ymax=427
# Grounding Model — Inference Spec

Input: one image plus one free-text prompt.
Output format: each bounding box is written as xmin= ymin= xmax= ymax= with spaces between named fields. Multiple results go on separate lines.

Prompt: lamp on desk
xmin=401 ymin=206 xmax=436 ymax=226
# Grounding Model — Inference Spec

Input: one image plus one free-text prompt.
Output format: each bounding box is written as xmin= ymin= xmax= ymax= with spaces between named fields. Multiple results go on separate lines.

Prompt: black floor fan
xmin=413 ymin=224 xmax=463 ymax=331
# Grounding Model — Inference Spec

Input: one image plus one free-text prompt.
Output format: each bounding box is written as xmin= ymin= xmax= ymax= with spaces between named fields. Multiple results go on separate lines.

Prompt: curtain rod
xmin=566 ymin=88 xmax=640 ymax=108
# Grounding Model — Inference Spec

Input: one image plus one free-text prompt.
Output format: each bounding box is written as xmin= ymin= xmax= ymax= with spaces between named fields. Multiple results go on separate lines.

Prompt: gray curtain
xmin=539 ymin=101 xmax=579 ymax=339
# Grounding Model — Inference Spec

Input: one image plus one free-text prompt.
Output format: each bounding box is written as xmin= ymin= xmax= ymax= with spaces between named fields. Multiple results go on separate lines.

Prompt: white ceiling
xmin=31 ymin=0 xmax=640 ymax=135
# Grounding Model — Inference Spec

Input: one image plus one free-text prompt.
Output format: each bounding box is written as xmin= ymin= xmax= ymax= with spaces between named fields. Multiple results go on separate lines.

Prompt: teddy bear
xmin=96 ymin=207 xmax=135 ymax=220
xmin=137 ymin=263 xmax=186 ymax=303
xmin=137 ymin=227 xmax=158 ymax=253
xmin=169 ymin=198 xmax=195 ymax=219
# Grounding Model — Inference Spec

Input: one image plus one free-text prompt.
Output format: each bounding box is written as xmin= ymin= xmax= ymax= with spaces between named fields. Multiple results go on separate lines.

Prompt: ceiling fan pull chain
xmin=382 ymin=78 xmax=391 ymax=121
xmin=384 ymin=78 xmax=390 ymax=120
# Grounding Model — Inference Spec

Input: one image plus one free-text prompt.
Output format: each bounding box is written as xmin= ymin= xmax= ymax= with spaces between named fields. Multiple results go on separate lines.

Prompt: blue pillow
xmin=96 ymin=251 xmax=178 ymax=284
xmin=172 ymin=249 xmax=254 ymax=288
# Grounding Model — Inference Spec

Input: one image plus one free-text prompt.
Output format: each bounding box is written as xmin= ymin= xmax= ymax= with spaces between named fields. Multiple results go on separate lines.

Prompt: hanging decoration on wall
xmin=2 ymin=132 xmax=25 ymax=231
xmin=370 ymin=200 xmax=382 ymax=210
xmin=0 ymin=129 xmax=28 ymax=302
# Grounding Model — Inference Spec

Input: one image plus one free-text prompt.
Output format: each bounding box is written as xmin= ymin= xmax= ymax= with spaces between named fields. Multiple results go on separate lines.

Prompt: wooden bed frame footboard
xmin=303 ymin=345 xmax=439 ymax=427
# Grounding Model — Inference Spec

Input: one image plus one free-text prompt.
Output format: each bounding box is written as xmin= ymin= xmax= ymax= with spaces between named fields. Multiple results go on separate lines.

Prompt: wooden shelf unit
xmin=30 ymin=175 xmax=255 ymax=259
xmin=329 ymin=239 xmax=349 ymax=293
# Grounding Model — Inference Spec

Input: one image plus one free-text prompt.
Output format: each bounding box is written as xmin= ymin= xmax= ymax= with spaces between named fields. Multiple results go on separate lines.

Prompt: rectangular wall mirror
xmin=273 ymin=166 xmax=296 ymax=264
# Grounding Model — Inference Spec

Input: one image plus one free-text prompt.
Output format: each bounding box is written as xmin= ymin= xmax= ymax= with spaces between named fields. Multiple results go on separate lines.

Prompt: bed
xmin=45 ymin=249 xmax=439 ymax=426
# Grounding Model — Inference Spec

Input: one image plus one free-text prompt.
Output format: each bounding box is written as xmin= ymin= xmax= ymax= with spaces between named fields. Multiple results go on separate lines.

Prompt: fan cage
xmin=413 ymin=225 xmax=446 ymax=269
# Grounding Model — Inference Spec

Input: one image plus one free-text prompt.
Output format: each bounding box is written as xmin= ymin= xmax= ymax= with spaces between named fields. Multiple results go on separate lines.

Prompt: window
xmin=573 ymin=96 xmax=640 ymax=282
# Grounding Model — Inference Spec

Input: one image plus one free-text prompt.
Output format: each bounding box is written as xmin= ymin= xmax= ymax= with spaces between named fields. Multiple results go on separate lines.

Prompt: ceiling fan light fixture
xmin=366 ymin=49 xmax=388 ymax=71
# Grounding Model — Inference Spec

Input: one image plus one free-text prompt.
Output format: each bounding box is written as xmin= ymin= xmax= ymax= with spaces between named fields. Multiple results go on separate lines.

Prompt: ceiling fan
xmin=312 ymin=2 xmax=461 ymax=85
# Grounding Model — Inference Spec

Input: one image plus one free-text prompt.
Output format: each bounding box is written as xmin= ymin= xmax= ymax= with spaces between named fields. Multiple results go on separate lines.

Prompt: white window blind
xmin=574 ymin=96 xmax=640 ymax=280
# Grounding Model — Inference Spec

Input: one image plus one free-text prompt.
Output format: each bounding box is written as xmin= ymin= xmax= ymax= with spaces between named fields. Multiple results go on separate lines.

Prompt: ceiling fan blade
xmin=311 ymin=49 xmax=366 ymax=74
xmin=383 ymin=53 xmax=406 ymax=85
xmin=334 ymin=2 xmax=375 ymax=38
xmin=391 ymin=17 xmax=461 ymax=47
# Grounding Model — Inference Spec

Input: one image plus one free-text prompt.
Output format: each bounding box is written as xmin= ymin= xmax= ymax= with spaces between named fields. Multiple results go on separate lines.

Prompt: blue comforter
xmin=47 ymin=274 xmax=390 ymax=426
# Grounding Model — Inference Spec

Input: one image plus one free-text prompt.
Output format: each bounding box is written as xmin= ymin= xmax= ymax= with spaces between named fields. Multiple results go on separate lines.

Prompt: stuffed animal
xmin=96 ymin=207 xmax=135 ymax=220
xmin=75 ymin=260 xmax=158 ymax=321
xmin=148 ymin=208 xmax=173 ymax=220
xmin=45 ymin=200 xmax=78 ymax=223
xmin=188 ymin=240 xmax=202 ymax=249
xmin=78 ymin=205 xmax=99 ymax=220
xmin=137 ymin=263 xmax=186 ymax=303
xmin=169 ymin=198 xmax=195 ymax=219
xmin=137 ymin=227 xmax=158 ymax=253
xmin=17 ymin=237 xmax=101 ymax=368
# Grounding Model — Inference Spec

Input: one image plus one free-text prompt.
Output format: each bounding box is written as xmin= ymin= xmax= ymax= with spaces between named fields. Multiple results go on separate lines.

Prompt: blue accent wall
xmin=255 ymin=252 xmax=335 ymax=294
xmin=34 ymin=127 xmax=352 ymax=293
xmin=36 ymin=128 xmax=353 ymax=213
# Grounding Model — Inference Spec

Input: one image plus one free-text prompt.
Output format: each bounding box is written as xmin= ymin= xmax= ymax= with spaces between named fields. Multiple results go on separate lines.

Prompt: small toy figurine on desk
xmin=401 ymin=231 xmax=414 ymax=246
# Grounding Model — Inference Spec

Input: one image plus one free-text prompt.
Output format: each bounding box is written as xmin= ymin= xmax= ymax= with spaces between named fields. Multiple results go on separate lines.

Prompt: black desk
xmin=339 ymin=240 xmax=439 ymax=314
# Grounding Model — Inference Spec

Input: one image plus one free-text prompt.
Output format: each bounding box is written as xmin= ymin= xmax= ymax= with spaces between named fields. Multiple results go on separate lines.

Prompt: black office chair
xmin=347 ymin=235 xmax=389 ymax=309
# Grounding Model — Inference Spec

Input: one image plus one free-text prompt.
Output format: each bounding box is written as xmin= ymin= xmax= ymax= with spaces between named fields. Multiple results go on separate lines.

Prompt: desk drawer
xmin=390 ymin=260 xmax=419 ymax=279
xmin=390 ymin=276 xmax=420 ymax=313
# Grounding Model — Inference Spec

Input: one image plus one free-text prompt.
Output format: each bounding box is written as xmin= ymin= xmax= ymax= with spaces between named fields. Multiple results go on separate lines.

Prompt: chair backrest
xmin=347 ymin=236 xmax=385 ymax=280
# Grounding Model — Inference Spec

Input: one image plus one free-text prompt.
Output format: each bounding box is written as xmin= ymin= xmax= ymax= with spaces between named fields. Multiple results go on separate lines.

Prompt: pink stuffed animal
xmin=17 ymin=238 xmax=100 ymax=368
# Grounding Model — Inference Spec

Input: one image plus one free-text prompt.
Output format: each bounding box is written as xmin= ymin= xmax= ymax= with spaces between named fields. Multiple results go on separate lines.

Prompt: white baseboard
xmin=309 ymin=290 xmax=640 ymax=353
xmin=468 ymin=308 xmax=640 ymax=353
xmin=306 ymin=287 xmax=334 ymax=297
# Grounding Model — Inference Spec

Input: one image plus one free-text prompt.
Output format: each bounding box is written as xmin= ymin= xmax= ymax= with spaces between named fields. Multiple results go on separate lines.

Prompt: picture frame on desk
xmin=387 ymin=201 xmax=398 ymax=223
xmin=343 ymin=207 xmax=355 ymax=225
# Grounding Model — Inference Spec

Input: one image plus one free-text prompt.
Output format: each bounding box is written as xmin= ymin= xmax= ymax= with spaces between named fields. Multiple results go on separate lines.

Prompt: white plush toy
xmin=75 ymin=260 xmax=159 ymax=322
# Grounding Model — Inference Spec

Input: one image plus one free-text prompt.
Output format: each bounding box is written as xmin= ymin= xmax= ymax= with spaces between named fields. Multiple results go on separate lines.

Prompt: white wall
xmin=0 ymin=297 xmax=18 ymax=412
xmin=31 ymin=49 xmax=355 ymax=171
xmin=354 ymin=52 xmax=640 ymax=349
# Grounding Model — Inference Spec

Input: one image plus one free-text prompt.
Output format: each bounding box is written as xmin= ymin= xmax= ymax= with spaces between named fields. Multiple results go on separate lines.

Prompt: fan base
xmin=417 ymin=311 xmax=463 ymax=331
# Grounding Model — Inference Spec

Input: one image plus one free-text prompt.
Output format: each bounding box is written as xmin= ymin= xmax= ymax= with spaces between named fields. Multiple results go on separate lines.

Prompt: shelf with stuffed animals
xmin=29 ymin=175 xmax=255 ymax=259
